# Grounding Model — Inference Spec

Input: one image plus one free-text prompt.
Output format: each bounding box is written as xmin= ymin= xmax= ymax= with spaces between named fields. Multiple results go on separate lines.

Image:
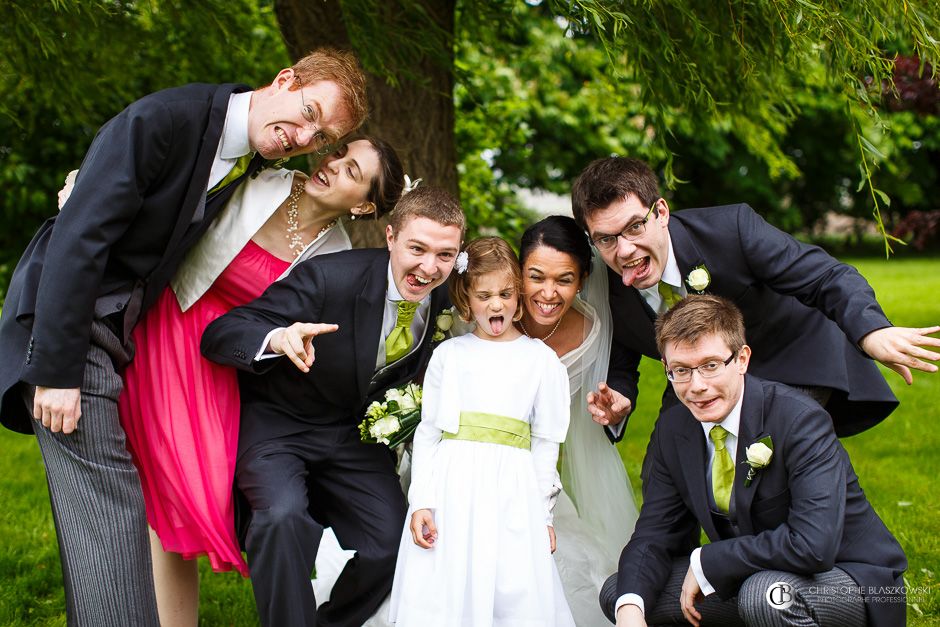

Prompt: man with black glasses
xmin=572 ymin=156 xmax=939 ymax=439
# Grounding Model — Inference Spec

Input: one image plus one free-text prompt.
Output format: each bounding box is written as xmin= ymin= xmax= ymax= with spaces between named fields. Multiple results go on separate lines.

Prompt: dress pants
xmin=600 ymin=558 xmax=869 ymax=626
xmin=237 ymin=422 xmax=407 ymax=627
xmin=25 ymin=321 xmax=158 ymax=626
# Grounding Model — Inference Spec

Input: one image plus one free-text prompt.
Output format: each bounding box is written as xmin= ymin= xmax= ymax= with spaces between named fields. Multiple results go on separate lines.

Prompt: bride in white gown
xmin=510 ymin=216 xmax=639 ymax=626
xmin=314 ymin=216 xmax=639 ymax=626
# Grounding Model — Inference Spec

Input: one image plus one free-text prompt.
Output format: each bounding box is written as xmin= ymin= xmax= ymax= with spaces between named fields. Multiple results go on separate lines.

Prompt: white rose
xmin=745 ymin=442 xmax=773 ymax=467
xmin=686 ymin=267 xmax=710 ymax=292
xmin=370 ymin=416 xmax=401 ymax=442
xmin=384 ymin=388 xmax=403 ymax=405
xmin=436 ymin=310 xmax=454 ymax=332
xmin=398 ymin=393 xmax=417 ymax=411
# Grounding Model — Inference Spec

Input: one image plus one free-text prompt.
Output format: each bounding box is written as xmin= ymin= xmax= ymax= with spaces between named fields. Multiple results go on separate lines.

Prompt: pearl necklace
xmin=519 ymin=315 xmax=563 ymax=342
xmin=285 ymin=181 xmax=336 ymax=258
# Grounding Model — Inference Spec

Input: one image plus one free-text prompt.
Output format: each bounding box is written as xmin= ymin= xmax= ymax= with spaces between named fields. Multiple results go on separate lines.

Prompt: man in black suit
xmin=600 ymin=295 xmax=907 ymax=627
xmin=573 ymin=157 xmax=939 ymax=438
xmin=0 ymin=49 xmax=367 ymax=625
xmin=201 ymin=186 xmax=465 ymax=627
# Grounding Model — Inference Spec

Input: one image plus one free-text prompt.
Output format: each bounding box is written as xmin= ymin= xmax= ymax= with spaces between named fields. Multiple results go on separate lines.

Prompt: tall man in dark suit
xmin=573 ymin=157 xmax=939 ymax=438
xmin=201 ymin=187 xmax=465 ymax=627
xmin=600 ymin=295 xmax=907 ymax=627
xmin=0 ymin=49 xmax=367 ymax=625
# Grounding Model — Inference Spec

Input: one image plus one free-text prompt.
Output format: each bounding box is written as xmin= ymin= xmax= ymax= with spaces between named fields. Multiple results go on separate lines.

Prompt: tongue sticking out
xmin=489 ymin=316 xmax=504 ymax=335
xmin=621 ymin=257 xmax=649 ymax=287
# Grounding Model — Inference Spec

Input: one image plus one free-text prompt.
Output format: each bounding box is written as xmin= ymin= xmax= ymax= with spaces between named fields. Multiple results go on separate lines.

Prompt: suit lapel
xmin=354 ymin=253 xmax=389 ymax=398
xmin=732 ymin=376 xmax=766 ymax=536
xmin=163 ymin=84 xmax=246 ymax=263
xmin=676 ymin=420 xmax=721 ymax=541
xmin=669 ymin=216 xmax=708 ymax=293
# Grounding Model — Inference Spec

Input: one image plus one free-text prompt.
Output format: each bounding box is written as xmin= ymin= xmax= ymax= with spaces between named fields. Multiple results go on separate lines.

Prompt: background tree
xmin=2 ymin=0 xmax=939 ymax=296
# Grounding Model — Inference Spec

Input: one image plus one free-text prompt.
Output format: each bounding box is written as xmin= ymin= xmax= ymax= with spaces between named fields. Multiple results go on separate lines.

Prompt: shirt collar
xmin=219 ymin=91 xmax=252 ymax=160
xmin=661 ymin=234 xmax=682 ymax=289
xmin=701 ymin=381 xmax=745 ymax=441
xmin=639 ymin=233 xmax=683 ymax=302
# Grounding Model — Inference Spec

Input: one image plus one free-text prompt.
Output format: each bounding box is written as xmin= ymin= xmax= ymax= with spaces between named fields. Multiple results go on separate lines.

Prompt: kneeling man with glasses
xmin=600 ymin=294 xmax=906 ymax=627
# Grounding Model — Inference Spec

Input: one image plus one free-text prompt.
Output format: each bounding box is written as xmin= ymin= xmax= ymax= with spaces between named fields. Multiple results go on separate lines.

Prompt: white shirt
xmin=616 ymin=384 xmax=745 ymax=615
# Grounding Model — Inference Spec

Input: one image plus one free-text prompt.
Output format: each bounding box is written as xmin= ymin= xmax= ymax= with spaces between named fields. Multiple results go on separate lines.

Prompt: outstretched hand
xmin=268 ymin=322 xmax=339 ymax=373
xmin=410 ymin=509 xmax=437 ymax=549
xmin=860 ymin=325 xmax=940 ymax=385
xmin=587 ymin=382 xmax=632 ymax=427
xmin=33 ymin=386 xmax=82 ymax=434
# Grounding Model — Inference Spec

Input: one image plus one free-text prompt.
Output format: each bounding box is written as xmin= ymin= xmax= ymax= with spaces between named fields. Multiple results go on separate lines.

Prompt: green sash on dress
xmin=442 ymin=411 xmax=530 ymax=450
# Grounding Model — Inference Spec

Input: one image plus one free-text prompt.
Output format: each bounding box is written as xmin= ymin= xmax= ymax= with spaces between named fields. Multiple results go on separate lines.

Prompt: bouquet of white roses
xmin=358 ymin=383 xmax=423 ymax=449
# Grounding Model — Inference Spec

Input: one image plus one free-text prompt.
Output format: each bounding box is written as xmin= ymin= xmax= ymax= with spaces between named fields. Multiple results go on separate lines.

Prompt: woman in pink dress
xmin=111 ymin=136 xmax=403 ymax=626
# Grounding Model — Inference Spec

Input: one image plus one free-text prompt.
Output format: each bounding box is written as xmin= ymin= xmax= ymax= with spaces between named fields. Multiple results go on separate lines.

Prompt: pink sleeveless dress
xmin=118 ymin=239 xmax=290 ymax=575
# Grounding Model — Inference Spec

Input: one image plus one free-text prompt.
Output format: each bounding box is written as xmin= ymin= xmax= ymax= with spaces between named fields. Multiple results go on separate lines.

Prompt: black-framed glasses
xmin=295 ymin=76 xmax=333 ymax=157
xmin=665 ymin=352 xmax=736 ymax=383
xmin=590 ymin=200 xmax=659 ymax=252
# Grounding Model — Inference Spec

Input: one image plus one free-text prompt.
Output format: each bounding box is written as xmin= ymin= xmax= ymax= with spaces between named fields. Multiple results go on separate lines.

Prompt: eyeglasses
xmin=296 ymin=76 xmax=333 ymax=157
xmin=590 ymin=201 xmax=659 ymax=252
xmin=665 ymin=352 xmax=736 ymax=383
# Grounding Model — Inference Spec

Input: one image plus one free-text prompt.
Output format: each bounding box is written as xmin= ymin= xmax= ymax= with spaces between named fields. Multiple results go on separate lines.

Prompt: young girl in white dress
xmin=388 ymin=236 xmax=576 ymax=627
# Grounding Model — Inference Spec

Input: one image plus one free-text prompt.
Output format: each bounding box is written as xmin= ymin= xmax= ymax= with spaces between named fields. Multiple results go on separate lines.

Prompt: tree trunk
xmin=275 ymin=0 xmax=458 ymax=247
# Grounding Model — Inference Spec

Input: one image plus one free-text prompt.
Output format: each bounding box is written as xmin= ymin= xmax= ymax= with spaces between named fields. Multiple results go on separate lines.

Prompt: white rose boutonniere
xmin=686 ymin=265 xmax=711 ymax=293
xmin=433 ymin=308 xmax=454 ymax=342
xmin=743 ymin=436 xmax=774 ymax=486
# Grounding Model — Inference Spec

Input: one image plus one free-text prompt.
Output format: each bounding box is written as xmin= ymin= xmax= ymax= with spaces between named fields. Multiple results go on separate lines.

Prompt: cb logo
xmin=765 ymin=581 xmax=795 ymax=610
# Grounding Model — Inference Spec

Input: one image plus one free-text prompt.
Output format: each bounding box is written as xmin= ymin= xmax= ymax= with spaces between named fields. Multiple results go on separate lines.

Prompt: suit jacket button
xmin=116 ymin=302 xmax=124 ymax=311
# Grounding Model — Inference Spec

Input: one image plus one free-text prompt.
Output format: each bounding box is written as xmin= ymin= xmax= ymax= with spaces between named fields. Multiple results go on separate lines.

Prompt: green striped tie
xmin=208 ymin=153 xmax=253 ymax=195
xmin=385 ymin=301 xmax=419 ymax=364
xmin=710 ymin=425 xmax=734 ymax=514
xmin=658 ymin=281 xmax=682 ymax=310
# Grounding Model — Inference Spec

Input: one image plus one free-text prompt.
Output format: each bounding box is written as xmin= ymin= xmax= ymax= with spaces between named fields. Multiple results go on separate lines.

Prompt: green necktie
xmin=385 ymin=301 xmax=419 ymax=364
xmin=658 ymin=281 xmax=682 ymax=311
xmin=709 ymin=425 xmax=735 ymax=514
xmin=208 ymin=153 xmax=253 ymax=195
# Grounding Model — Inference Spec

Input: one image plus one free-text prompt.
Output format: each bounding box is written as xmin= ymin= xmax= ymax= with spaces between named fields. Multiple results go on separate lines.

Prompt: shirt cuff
xmin=615 ymin=593 xmax=645 ymax=616
xmin=255 ymin=328 xmax=286 ymax=361
xmin=607 ymin=418 xmax=626 ymax=440
xmin=691 ymin=548 xmax=715 ymax=596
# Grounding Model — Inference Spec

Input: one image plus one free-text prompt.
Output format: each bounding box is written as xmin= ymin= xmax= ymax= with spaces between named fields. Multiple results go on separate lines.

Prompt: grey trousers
xmin=25 ymin=321 xmax=158 ymax=626
xmin=601 ymin=559 xmax=868 ymax=626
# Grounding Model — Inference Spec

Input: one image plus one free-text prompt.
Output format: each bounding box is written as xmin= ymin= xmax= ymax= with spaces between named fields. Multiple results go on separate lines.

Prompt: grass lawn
xmin=0 ymin=256 xmax=937 ymax=625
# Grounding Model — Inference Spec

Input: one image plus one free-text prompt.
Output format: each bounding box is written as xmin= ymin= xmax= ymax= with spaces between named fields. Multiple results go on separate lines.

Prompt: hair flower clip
xmin=454 ymin=251 xmax=469 ymax=274
xmin=402 ymin=174 xmax=423 ymax=197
